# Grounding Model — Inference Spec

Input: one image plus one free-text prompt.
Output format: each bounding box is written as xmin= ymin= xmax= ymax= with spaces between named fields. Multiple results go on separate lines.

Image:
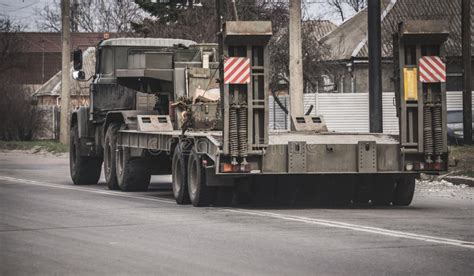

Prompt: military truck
xmin=69 ymin=18 xmax=449 ymax=207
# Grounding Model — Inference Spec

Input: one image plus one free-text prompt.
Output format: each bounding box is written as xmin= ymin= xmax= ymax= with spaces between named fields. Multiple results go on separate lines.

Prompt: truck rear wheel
xmin=188 ymin=148 xmax=215 ymax=207
xmin=172 ymin=144 xmax=190 ymax=204
xmin=104 ymin=123 xmax=120 ymax=190
xmin=116 ymin=145 xmax=151 ymax=191
xmin=393 ymin=177 xmax=415 ymax=206
xmin=70 ymin=125 xmax=102 ymax=185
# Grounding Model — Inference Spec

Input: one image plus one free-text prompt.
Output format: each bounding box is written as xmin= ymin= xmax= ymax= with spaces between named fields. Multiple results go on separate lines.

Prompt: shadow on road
xmin=125 ymin=180 xmax=424 ymax=210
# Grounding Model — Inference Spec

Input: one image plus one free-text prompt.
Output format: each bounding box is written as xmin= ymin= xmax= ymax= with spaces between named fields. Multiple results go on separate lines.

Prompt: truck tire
xmin=393 ymin=177 xmax=415 ymax=206
xmin=187 ymin=148 xmax=215 ymax=207
xmin=70 ymin=125 xmax=102 ymax=185
xmin=104 ymin=123 xmax=120 ymax=190
xmin=172 ymin=145 xmax=190 ymax=204
xmin=116 ymin=145 xmax=151 ymax=191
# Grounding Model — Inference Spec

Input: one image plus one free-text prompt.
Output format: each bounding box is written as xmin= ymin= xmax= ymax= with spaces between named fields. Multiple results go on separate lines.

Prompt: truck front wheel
xmin=187 ymin=148 xmax=215 ymax=207
xmin=104 ymin=123 xmax=120 ymax=190
xmin=70 ymin=125 xmax=102 ymax=185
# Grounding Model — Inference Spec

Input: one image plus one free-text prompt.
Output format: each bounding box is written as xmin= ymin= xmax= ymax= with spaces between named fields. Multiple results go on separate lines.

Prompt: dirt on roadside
xmin=449 ymin=145 xmax=474 ymax=178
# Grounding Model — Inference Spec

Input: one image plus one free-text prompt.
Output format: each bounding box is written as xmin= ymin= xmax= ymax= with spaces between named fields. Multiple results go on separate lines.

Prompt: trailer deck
xmin=118 ymin=128 xmax=407 ymax=175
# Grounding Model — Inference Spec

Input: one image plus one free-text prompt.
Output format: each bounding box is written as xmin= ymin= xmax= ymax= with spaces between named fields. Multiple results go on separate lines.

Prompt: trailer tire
xmin=70 ymin=125 xmax=102 ymax=185
xmin=116 ymin=145 xmax=151 ymax=192
xmin=188 ymin=148 xmax=215 ymax=207
xmin=172 ymin=145 xmax=190 ymax=204
xmin=393 ymin=177 xmax=415 ymax=206
xmin=104 ymin=123 xmax=120 ymax=190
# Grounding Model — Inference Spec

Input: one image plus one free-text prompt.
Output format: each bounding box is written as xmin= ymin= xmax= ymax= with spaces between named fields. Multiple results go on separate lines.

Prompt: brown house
xmin=14 ymin=32 xmax=112 ymax=92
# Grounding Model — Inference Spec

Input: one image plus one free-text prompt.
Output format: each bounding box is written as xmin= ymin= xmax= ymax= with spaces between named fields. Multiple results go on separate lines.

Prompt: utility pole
xmin=289 ymin=0 xmax=304 ymax=118
xmin=368 ymin=0 xmax=383 ymax=133
xmin=60 ymin=0 xmax=71 ymax=144
xmin=462 ymin=0 xmax=472 ymax=145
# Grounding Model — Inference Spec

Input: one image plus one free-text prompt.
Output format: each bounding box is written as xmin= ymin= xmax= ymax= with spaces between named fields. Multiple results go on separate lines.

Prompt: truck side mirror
xmin=73 ymin=49 xmax=83 ymax=71
xmin=72 ymin=70 xmax=85 ymax=81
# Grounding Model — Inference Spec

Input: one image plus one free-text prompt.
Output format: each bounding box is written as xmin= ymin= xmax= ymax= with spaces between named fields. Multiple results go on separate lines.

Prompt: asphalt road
xmin=0 ymin=152 xmax=473 ymax=275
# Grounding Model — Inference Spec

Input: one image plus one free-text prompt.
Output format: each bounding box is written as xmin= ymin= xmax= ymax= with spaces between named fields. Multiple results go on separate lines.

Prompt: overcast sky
xmin=0 ymin=0 xmax=352 ymax=31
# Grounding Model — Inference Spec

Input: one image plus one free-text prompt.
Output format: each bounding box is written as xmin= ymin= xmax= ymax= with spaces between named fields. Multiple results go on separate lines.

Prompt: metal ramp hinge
xmin=288 ymin=141 xmax=307 ymax=173
xmin=358 ymin=141 xmax=377 ymax=172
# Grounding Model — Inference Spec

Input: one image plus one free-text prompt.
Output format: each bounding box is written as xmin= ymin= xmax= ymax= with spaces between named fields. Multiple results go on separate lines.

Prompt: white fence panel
xmin=269 ymin=91 xmax=474 ymax=134
xmin=315 ymin=93 xmax=369 ymax=133
xmin=269 ymin=95 xmax=290 ymax=130
xmin=446 ymin=91 xmax=474 ymax=110
xmin=382 ymin=93 xmax=399 ymax=134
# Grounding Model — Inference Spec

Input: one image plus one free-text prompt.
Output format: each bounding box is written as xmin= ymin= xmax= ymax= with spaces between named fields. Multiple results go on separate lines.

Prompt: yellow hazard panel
xmin=404 ymin=67 xmax=418 ymax=101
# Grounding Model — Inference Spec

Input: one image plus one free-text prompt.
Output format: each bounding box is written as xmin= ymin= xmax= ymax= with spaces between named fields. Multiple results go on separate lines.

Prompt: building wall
xmin=322 ymin=58 xmax=474 ymax=94
xmin=15 ymin=53 xmax=62 ymax=85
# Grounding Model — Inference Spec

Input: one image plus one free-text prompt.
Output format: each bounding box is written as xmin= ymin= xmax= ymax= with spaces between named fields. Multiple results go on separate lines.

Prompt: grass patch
xmin=0 ymin=140 xmax=69 ymax=154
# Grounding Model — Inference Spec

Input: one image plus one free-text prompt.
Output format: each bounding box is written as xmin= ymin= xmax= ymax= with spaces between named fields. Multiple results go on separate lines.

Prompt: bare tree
xmin=346 ymin=0 xmax=367 ymax=12
xmin=0 ymin=17 xmax=45 ymax=141
xmin=35 ymin=0 xmax=144 ymax=33
xmin=326 ymin=0 xmax=367 ymax=22
xmin=327 ymin=0 xmax=346 ymax=22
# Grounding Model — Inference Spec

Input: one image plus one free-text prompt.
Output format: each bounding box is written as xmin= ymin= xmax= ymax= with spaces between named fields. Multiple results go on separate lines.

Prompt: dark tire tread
xmin=188 ymin=148 xmax=215 ymax=207
xmin=172 ymin=145 xmax=191 ymax=204
xmin=116 ymin=143 xmax=151 ymax=192
xmin=70 ymin=125 xmax=102 ymax=185
xmin=393 ymin=177 xmax=415 ymax=206
xmin=104 ymin=123 xmax=121 ymax=190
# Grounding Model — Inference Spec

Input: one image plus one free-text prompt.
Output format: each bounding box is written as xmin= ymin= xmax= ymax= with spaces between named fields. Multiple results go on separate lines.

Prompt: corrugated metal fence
xmin=269 ymin=92 xmax=474 ymax=134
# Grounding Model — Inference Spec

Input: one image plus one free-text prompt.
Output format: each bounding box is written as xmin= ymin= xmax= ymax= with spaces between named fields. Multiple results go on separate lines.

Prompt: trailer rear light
xmin=220 ymin=163 xmax=233 ymax=173
xmin=433 ymin=162 xmax=443 ymax=171
xmin=220 ymin=163 xmax=249 ymax=173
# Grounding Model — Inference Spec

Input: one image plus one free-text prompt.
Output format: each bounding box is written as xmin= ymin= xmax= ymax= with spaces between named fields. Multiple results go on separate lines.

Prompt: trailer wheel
xmin=115 ymin=145 xmax=151 ymax=191
xmin=104 ymin=123 xmax=121 ymax=190
xmin=70 ymin=125 xmax=102 ymax=185
xmin=393 ymin=177 xmax=415 ymax=206
xmin=171 ymin=144 xmax=190 ymax=204
xmin=188 ymin=148 xmax=215 ymax=207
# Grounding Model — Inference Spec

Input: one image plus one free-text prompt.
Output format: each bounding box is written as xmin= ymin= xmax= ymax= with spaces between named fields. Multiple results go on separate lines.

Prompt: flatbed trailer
xmin=115 ymin=119 xmax=418 ymax=206
xmin=119 ymin=128 xmax=410 ymax=176
xmin=69 ymin=19 xmax=449 ymax=207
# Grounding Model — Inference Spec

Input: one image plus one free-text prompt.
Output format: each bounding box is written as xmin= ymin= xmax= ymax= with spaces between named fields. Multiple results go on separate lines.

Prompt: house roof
xmin=303 ymin=20 xmax=337 ymax=40
xmin=319 ymin=0 xmax=390 ymax=61
xmin=15 ymin=32 xmax=115 ymax=53
xmin=321 ymin=0 xmax=474 ymax=61
xmin=33 ymin=47 xmax=96 ymax=97
xmin=274 ymin=20 xmax=338 ymax=43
